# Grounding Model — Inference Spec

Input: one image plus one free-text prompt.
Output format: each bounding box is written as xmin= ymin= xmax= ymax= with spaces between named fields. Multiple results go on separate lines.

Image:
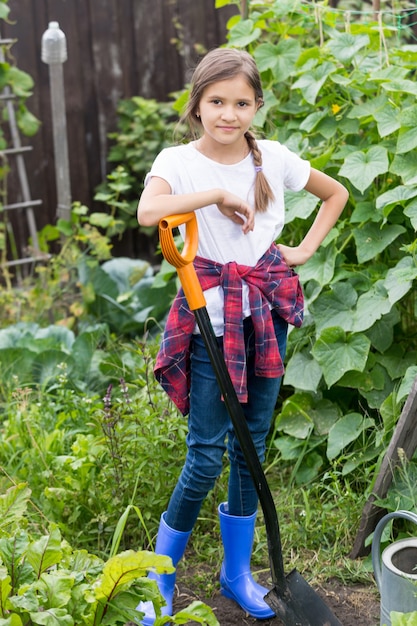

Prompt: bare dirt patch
xmin=174 ymin=568 xmax=380 ymax=625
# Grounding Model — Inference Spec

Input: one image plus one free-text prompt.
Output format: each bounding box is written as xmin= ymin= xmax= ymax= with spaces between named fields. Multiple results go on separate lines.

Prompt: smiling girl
xmin=136 ymin=48 xmax=348 ymax=625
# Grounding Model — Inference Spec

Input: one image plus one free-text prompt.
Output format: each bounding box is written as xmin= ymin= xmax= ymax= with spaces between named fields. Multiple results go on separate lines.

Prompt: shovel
xmin=158 ymin=212 xmax=342 ymax=626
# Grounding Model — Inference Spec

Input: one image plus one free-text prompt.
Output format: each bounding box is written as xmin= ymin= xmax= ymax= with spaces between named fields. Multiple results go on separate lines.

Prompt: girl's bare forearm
xmin=138 ymin=189 xmax=222 ymax=226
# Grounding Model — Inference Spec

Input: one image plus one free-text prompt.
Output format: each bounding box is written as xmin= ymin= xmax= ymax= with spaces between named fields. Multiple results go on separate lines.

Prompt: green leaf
xmin=397 ymin=367 xmax=417 ymax=404
xmin=295 ymin=451 xmax=323 ymax=484
xmin=26 ymin=527 xmax=63 ymax=577
xmin=397 ymin=127 xmax=417 ymax=154
xmin=347 ymin=94 xmax=387 ymax=120
xmin=273 ymin=435 xmax=305 ymax=461
xmin=390 ymin=611 xmax=417 ymax=626
xmin=277 ymin=393 xmax=315 ymax=439
xmin=170 ymin=601 xmax=219 ymax=625
xmin=254 ymin=39 xmax=301 ymax=81
xmin=0 ymin=3 xmax=10 ymax=19
xmin=215 ymin=0 xmax=237 ymax=6
xmin=373 ymin=105 xmax=401 ymax=137
xmin=29 ymin=609 xmax=73 ymax=626
xmin=0 ymin=484 xmax=31 ymax=532
xmin=17 ymin=106 xmax=40 ymax=137
xmin=296 ymin=245 xmax=337 ymax=287
xmin=376 ymin=185 xmax=417 ymax=212
xmin=283 ymin=189 xmax=319 ymax=223
xmin=95 ymin=551 xmax=174 ymax=601
xmin=284 ymin=350 xmax=322 ymax=392
xmin=89 ymin=212 xmax=114 ymax=228
xmin=338 ymin=146 xmax=389 ymax=193
xmin=309 ymin=282 xmax=357 ymax=333
xmin=291 ymin=62 xmax=336 ymax=104
xmin=352 ymin=281 xmax=392 ymax=333
xmin=327 ymin=413 xmax=369 ymax=460
xmin=381 ymin=79 xmax=417 ymax=96
xmin=327 ymin=32 xmax=369 ymax=64
xmin=384 ymin=257 xmax=414 ymax=305
xmin=353 ymin=223 xmax=406 ymax=264
xmin=0 ymin=566 xmax=12 ymax=619
xmin=7 ymin=67 xmax=34 ymax=98
xmin=404 ymin=198 xmax=417 ymax=229
xmin=227 ymin=19 xmax=262 ymax=47
xmin=311 ymin=327 xmax=371 ymax=387
xmin=35 ymin=572 xmax=75 ymax=609
xmin=0 ymin=616 xmax=23 ymax=626
xmin=391 ymin=151 xmax=417 ymax=185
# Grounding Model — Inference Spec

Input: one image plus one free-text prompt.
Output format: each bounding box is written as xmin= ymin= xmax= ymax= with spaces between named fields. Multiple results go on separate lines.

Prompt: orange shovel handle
xmin=159 ymin=212 xmax=206 ymax=311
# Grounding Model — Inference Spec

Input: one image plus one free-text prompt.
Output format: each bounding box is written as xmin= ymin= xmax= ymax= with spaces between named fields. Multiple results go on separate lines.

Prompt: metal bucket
xmin=372 ymin=510 xmax=417 ymax=625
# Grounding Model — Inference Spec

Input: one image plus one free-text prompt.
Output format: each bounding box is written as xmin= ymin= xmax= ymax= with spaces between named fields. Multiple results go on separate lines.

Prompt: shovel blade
xmin=264 ymin=569 xmax=342 ymax=626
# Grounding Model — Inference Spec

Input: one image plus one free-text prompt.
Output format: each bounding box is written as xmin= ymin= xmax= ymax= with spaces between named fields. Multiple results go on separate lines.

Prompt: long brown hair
xmin=181 ymin=48 xmax=275 ymax=213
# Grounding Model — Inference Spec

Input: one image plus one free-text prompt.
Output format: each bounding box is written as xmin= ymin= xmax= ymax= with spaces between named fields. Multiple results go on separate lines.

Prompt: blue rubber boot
xmin=218 ymin=502 xmax=275 ymax=619
xmin=136 ymin=512 xmax=191 ymax=625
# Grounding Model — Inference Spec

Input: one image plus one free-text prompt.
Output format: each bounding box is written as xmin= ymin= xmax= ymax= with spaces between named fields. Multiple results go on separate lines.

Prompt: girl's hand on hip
xmin=277 ymin=244 xmax=312 ymax=268
xmin=216 ymin=191 xmax=255 ymax=234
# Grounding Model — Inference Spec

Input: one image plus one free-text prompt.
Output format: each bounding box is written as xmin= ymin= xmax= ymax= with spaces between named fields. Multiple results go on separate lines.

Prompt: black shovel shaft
xmin=194 ymin=306 xmax=287 ymax=590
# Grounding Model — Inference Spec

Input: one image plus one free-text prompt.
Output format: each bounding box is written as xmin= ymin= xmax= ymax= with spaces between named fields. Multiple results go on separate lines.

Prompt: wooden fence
xmin=1 ymin=0 xmax=236 ymax=263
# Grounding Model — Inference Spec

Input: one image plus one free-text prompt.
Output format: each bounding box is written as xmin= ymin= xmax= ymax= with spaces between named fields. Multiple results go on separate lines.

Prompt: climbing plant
xmin=208 ymin=0 xmax=417 ymax=485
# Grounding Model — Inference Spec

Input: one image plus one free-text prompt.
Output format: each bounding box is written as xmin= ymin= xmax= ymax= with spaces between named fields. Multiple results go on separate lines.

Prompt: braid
xmin=245 ymin=131 xmax=275 ymax=213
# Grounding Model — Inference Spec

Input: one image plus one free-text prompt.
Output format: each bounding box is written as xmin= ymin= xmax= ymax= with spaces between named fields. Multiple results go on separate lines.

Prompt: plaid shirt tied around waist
xmin=154 ymin=243 xmax=304 ymax=416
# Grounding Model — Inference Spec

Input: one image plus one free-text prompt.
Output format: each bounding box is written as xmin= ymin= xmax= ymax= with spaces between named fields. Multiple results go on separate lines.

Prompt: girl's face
xmin=196 ymin=74 xmax=259 ymax=151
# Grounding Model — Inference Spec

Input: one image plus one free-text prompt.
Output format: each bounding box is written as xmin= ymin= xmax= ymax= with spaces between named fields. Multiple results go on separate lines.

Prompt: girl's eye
xmin=211 ymin=99 xmax=222 ymax=105
xmin=238 ymin=102 xmax=248 ymax=107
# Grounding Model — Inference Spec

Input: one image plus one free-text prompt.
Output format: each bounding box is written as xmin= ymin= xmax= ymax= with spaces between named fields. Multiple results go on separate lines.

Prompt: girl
xmin=136 ymin=47 xmax=348 ymax=624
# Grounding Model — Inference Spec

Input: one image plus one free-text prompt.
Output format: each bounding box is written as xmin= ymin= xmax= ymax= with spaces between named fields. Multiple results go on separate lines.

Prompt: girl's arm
xmin=137 ymin=176 xmax=255 ymax=234
xmin=278 ymin=168 xmax=349 ymax=267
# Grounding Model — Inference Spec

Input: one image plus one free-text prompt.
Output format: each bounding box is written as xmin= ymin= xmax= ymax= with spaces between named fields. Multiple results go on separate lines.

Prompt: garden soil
xmin=173 ymin=565 xmax=381 ymax=626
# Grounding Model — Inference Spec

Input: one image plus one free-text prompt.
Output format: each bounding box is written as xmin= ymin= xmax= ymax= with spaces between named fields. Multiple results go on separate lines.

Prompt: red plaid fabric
xmin=154 ymin=243 xmax=304 ymax=415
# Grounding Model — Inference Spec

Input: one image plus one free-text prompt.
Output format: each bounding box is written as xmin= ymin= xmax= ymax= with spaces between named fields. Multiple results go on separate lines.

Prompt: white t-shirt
xmin=146 ymin=139 xmax=311 ymax=334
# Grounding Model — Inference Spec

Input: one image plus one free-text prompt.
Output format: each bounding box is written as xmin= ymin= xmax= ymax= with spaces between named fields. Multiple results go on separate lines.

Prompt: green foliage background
xmin=210 ymin=0 xmax=417 ymax=486
xmin=1 ymin=0 xmax=417 ymax=621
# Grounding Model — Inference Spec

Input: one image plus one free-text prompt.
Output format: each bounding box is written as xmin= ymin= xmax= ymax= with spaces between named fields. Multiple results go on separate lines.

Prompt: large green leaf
xmin=396 ymin=127 xmax=417 ymax=154
xmin=26 ymin=527 xmax=63 ymax=578
xmin=390 ymin=611 xmax=417 ymax=626
xmin=373 ymin=105 xmax=401 ymax=137
xmin=353 ymin=223 xmax=406 ymax=264
xmin=284 ymin=189 xmax=319 ymax=223
xmin=101 ymin=257 xmax=151 ymax=294
xmin=277 ymin=393 xmax=340 ymax=438
xmin=32 ymin=350 xmax=75 ymax=386
xmin=381 ymin=78 xmax=417 ymax=96
xmin=327 ymin=413 xmax=361 ymax=460
xmin=291 ymin=62 xmax=336 ymax=104
xmin=311 ymin=327 xmax=371 ymax=387
xmin=376 ymin=185 xmax=417 ymax=214
xmin=326 ymin=32 xmax=369 ymax=64
xmin=338 ymin=146 xmax=389 ymax=193
xmin=284 ymin=350 xmax=322 ymax=391
xmin=29 ymin=609 xmax=73 ymax=626
xmin=352 ymin=281 xmax=392 ymax=332
xmin=384 ymin=257 xmax=414 ymax=304
xmin=405 ymin=198 xmax=417 ymax=229
xmin=254 ymin=39 xmax=301 ymax=81
xmin=0 ymin=484 xmax=31 ymax=532
xmin=227 ymin=19 xmax=262 ymax=47
xmin=276 ymin=394 xmax=314 ymax=439
xmin=296 ymin=245 xmax=337 ymax=287
xmin=390 ymin=151 xmax=417 ymax=185
xmin=309 ymin=282 xmax=357 ymax=333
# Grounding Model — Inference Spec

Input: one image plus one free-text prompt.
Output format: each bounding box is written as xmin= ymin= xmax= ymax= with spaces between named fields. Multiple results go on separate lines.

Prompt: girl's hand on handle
xmin=216 ymin=191 xmax=255 ymax=234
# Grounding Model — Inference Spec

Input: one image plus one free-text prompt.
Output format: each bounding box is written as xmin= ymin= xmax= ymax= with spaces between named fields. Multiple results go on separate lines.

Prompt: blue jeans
xmin=165 ymin=310 xmax=288 ymax=532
